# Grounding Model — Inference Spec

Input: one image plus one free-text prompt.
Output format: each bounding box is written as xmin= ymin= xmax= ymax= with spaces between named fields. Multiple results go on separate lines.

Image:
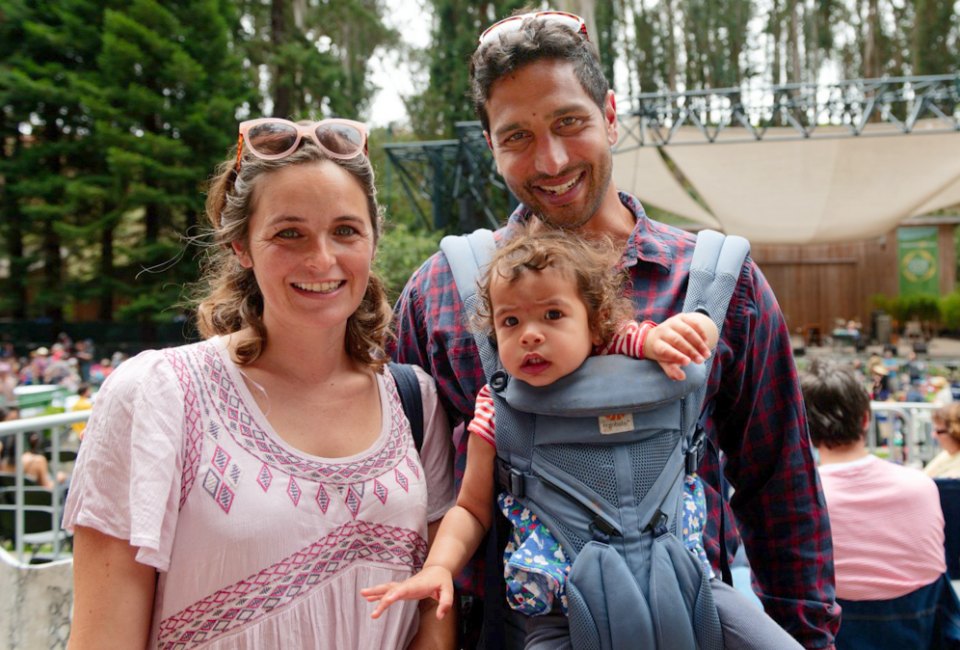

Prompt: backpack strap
xmin=439 ymin=229 xmax=500 ymax=384
xmin=388 ymin=362 xmax=424 ymax=453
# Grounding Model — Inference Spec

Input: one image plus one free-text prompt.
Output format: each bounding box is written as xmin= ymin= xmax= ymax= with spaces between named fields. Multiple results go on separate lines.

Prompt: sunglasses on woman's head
xmin=478 ymin=10 xmax=589 ymax=46
xmin=234 ymin=118 xmax=368 ymax=173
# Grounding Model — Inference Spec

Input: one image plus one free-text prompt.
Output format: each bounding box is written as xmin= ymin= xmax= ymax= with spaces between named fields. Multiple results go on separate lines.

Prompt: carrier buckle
xmin=495 ymin=457 xmax=526 ymax=498
xmin=685 ymin=425 xmax=707 ymax=474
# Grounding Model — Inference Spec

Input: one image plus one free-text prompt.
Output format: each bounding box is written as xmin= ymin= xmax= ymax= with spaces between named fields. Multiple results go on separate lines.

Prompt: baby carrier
xmin=440 ymin=228 xmax=750 ymax=650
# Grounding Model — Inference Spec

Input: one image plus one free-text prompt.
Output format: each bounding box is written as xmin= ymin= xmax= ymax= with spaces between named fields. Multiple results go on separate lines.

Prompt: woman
xmin=64 ymin=118 xmax=455 ymax=648
xmin=925 ymin=403 xmax=960 ymax=479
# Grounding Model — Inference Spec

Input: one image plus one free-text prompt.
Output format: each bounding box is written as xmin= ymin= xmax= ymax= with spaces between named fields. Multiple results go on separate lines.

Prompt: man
xmin=801 ymin=359 xmax=958 ymax=649
xmin=393 ymin=10 xmax=839 ymax=648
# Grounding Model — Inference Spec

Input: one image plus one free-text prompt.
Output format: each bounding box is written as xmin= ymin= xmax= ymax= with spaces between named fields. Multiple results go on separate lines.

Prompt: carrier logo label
xmin=598 ymin=413 xmax=634 ymax=435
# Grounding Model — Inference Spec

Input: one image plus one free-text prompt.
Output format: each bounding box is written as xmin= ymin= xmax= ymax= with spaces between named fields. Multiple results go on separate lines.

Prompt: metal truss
xmin=383 ymin=122 xmax=513 ymax=232
xmin=617 ymin=73 xmax=960 ymax=150
xmin=385 ymin=74 xmax=960 ymax=229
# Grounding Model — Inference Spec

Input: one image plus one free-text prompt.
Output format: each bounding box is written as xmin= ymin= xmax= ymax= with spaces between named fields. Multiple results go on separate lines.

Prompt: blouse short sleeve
xmin=411 ymin=365 xmax=455 ymax=523
xmin=63 ymin=349 xmax=186 ymax=572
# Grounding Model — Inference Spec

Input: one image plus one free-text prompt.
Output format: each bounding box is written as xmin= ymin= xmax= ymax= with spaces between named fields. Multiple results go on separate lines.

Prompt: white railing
xmin=0 ymin=411 xmax=89 ymax=565
xmin=868 ymin=401 xmax=942 ymax=467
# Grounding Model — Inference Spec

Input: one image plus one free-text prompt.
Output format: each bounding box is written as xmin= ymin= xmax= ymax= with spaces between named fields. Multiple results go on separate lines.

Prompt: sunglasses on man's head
xmin=234 ymin=118 xmax=368 ymax=172
xmin=478 ymin=10 xmax=588 ymax=46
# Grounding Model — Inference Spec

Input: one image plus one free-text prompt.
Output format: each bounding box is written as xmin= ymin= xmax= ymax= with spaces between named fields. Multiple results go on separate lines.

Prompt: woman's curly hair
xmin=193 ymin=140 xmax=391 ymax=371
xmin=474 ymin=222 xmax=633 ymax=345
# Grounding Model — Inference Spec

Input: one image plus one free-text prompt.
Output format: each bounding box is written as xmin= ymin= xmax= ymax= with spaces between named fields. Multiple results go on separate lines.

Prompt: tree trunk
xmin=271 ymin=0 xmax=291 ymax=118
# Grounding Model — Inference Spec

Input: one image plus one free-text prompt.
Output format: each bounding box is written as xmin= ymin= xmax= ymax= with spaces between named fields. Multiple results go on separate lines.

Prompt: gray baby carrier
xmin=440 ymin=227 xmax=750 ymax=650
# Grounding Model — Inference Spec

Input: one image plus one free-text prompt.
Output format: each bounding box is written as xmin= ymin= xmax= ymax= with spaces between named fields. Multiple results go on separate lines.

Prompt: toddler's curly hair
xmin=475 ymin=222 xmax=634 ymax=346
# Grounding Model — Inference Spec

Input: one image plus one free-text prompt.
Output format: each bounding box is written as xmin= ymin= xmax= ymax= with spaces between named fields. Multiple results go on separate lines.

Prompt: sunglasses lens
xmin=315 ymin=123 xmax=365 ymax=156
xmin=246 ymin=121 xmax=299 ymax=156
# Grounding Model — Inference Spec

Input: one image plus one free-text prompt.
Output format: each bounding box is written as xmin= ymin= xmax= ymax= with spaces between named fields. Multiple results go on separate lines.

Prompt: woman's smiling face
xmin=233 ymin=159 xmax=376 ymax=337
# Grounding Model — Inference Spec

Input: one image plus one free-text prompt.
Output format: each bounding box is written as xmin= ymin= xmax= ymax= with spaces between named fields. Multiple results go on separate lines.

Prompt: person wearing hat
xmin=925 ymin=404 xmax=960 ymax=479
xmin=930 ymin=376 xmax=954 ymax=407
xmin=870 ymin=364 xmax=892 ymax=401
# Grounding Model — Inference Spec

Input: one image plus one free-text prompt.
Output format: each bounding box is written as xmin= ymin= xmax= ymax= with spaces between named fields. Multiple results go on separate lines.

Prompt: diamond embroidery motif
xmin=345 ymin=484 xmax=363 ymax=519
xmin=395 ymin=468 xmax=409 ymax=492
xmin=373 ymin=479 xmax=388 ymax=505
xmin=316 ymin=484 xmax=330 ymax=514
xmin=287 ymin=476 xmax=302 ymax=506
xmin=212 ymin=446 xmax=230 ymax=475
xmin=216 ymin=484 xmax=235 ymax=513
xmin=405 ymin=456 xmax=421 ymax=480
xmin=202 ymin=469 xmax=221 ymax=498
xmin=257 ymin=464 xmax=272 ymax=492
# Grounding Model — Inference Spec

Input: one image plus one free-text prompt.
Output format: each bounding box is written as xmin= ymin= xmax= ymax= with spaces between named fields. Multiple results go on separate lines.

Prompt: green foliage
xmin=873 ymin=293 xmax=942 ymax=324
xmin=941 ymin=292 xmax=960 ymax=331
xmin=374 ymin=223 xmax=444 ymax=304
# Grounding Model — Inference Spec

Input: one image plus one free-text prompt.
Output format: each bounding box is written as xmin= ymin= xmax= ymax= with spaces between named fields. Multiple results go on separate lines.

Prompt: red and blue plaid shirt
xmin=393 ymin=193 xmax=840 ymax=649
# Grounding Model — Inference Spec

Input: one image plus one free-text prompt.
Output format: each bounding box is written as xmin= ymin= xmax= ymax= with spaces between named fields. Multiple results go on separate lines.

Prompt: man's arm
xmin=711 ymin=260 xmax=840 ymax=649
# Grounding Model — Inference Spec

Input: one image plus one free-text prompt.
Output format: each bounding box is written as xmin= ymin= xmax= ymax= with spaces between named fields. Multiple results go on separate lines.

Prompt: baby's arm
xmin=605 ymin=313 xmax=718 ymax=380
xmin=362 ymin=431 xmax=495 ymax=620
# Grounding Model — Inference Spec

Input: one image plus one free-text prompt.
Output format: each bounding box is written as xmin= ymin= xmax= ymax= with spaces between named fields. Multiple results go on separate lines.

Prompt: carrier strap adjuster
xmin=685 ymin=425 xmax=707 ymax=475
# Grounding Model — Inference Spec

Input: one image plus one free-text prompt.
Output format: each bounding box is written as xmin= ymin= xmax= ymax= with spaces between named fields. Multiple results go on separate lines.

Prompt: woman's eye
xmin=334 ymin=224 xmax=359 ymax=236
xmin=275 ymin=228 xmax=300 ymax=239
xmin=545 ymin=309 xmax=563 ymax=320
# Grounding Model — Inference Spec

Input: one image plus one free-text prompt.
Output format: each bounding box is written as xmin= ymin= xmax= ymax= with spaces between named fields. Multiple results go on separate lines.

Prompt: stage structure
xmin=383 ymin=74 xmax=960 ymax=244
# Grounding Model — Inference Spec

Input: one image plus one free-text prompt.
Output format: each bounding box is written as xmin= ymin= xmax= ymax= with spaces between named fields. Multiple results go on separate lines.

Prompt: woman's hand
xmin=361 ymin=564 xmax=455 ymax=620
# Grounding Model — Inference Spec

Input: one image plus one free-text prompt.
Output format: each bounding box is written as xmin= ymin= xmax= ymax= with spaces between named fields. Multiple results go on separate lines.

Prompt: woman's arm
xmin=68 ymin=525 xmax=157 ymax=649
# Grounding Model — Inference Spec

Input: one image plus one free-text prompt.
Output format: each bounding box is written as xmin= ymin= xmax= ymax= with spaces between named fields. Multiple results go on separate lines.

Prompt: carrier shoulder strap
xmin=439 ymin=228 xmax=500 ymax=384
xmin=388 ymin=362 xmax=424 ymax=453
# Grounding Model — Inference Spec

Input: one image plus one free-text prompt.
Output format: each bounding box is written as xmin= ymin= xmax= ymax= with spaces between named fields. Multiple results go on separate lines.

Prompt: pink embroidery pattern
xmin=197 ymin=347 xmax=415 ymax=487
xmin=156 ymin=521 xmax=426 ymax=649
xmin=163 ymin=348 xmax=204 ymax=511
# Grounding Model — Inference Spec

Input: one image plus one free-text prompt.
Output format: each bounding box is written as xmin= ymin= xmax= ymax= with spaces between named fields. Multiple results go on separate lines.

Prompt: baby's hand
xmin=361 ymin=565 xmax=455 ymax=620
xmin=643 ymin=313 xmax=719 ymax=380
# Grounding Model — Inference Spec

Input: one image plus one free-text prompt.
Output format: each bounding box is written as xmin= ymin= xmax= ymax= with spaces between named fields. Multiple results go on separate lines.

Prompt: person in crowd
xmin=70 ymin=383 xmax=93 ymax=441
xmin=925 ymin=403 xmax=960 ymax=479
xmin=870 ymin=364 xmax=892 ymax=401
xmin=64 ymin=118 xmax=456 ymax=649
xmin=368 ymin=227 xmax=801 ymax=648
xmin=930 ymin=376 xmax=954 ymax=406
xmin=73 ymin=339 xmax=94 ymax=383
xmin=0 ymin=411 xmax=65 ymax=489
xmin=802 ymin=358 xmax=960 ymax=649
xmin=392 ymin=9 xmax=838 ymax=648
xmin=0 ymin=361 xmax=17 ymax=407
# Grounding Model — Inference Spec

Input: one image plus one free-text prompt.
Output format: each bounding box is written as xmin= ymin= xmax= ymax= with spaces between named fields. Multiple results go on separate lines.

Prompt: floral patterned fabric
xmin=499 ymin=474 xmax=712 ymax=617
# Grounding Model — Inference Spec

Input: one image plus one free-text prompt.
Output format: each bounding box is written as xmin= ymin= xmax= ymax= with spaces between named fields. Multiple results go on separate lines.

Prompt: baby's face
xmin=489 ymin=266 xmax=597 ymax=387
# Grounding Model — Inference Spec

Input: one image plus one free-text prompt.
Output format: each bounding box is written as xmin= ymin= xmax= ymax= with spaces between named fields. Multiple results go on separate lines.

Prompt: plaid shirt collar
xmin=505 ymin=191 xmax=679 ymax=273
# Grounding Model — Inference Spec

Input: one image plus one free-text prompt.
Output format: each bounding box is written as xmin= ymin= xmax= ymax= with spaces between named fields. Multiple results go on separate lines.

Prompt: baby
xmin=365 ymin=226 xmax=801 ymax=649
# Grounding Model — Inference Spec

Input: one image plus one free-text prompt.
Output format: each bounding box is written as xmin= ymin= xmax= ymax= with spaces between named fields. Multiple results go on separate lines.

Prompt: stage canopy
xmin=612 ymin=120 xmax=960 ymax=244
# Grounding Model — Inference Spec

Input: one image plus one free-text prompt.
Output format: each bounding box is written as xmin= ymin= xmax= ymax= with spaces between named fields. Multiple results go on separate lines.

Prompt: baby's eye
xmin=545 ymin=309 xmax=563 ymax=321
xmin=501 ymin=316 xmax=519 ymax=328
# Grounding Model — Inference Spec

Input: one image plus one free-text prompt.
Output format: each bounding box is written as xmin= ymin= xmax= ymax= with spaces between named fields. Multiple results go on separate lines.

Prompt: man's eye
xmin=545 ymin=309 xmax=563 ymax=320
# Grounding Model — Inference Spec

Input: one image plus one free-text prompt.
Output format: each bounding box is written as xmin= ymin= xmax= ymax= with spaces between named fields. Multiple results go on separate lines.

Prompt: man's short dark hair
xmin=800 ymin=359 xmax=871 ymax=449
xmin=469 ymin=15 xmax=609 ymax=132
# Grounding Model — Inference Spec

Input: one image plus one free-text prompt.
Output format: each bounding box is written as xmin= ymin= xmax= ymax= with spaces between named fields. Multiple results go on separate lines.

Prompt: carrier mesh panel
xmin=536 ymin=444 xmax=619 ymax=507
xmin=629 ymin=432 xmax=680 ymax=505
xmin=551 ymin=515 xmax=589 ymax=556
xmin=566 ymin=583 xmax=601 ymax=650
